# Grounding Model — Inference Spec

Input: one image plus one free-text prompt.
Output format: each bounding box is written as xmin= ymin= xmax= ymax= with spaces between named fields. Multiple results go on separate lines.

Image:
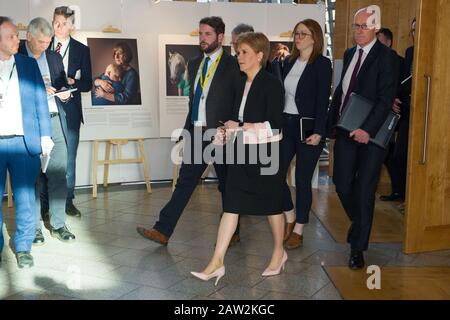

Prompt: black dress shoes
xmin=66 ymin=203 xmax=81 ymax=217
xmin=379 ymin=192 xmax=403 ymax=201
xmin=33 ymin=229 xmax=45 ymax=246
xmin=16 ymin=252 xmax=34 ymax=269
xmin=52 ymin=225 xmax=76 ymax=242
xmin=348 ymin=250 xmax=365 ymax=270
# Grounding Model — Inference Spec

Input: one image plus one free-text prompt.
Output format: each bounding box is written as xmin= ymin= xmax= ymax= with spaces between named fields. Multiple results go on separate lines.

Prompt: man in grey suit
xmin=19 ymin=17 xmax=76 ymax=245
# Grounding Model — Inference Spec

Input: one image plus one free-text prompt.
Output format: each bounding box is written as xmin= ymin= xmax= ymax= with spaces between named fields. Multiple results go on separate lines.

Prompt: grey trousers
xmin=36 ymin=116 xmax=68 ymax=230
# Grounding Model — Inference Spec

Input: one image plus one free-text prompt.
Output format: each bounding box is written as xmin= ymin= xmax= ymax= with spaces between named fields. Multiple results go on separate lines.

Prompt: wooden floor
xmin=325 ymin=266 xmax=450 ymax=300
xmin=311 ymin=185 xmax=404 ymax=243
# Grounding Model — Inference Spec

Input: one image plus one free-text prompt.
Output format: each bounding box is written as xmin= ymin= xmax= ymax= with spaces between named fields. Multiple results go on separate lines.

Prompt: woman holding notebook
xmin=275 ymin=19 xmax=332 ymax=249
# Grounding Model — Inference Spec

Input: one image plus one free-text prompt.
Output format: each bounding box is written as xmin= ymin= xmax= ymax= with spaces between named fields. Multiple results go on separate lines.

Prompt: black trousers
xmin=393 ymin=117 xmax=409 ymax=198
xmin=383 ymin=139 xmax=402 ymax=196
xmin=333 ymin=131 xmax=386 ymax=251
xmin=153 ymin=128 xmax=237 ymax=237
xmin=281 ymin=113 xmax=324 ymax=224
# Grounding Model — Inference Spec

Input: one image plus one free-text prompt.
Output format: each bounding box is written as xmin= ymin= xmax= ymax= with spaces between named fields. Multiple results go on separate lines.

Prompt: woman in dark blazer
xmin=278 ymin=19 xmax=332 ymax=249
xmin=191 ymin=32 xmax=286 ymax=285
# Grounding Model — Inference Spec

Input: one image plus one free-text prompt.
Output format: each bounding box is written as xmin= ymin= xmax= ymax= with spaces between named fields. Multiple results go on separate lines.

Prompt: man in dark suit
xmin=47 ymin=6 xmax=92 ymax=218
xmin=19 ymin=17 xmax=76 ymax=246
xmin=136 ymin=16 xmax=241 ymax=245
xmin=376 ymin=27 xmax=406 ymax=202
xmin=0 ymin=17 xmax=52 ymax=268
xmin=390 ymin=18 xmax=415 ymax=211
xmin=328 ymin=6 xmax=397 ymax=269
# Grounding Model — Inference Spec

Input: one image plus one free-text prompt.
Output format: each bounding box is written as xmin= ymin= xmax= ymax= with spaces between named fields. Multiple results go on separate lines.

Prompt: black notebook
xmin=336 ymin=93 xmax=374 ymax=132
xmin=369 ymin=111 xmax=401 ymax=149
xmin=300 ymin=117 xmax=315 ymax=142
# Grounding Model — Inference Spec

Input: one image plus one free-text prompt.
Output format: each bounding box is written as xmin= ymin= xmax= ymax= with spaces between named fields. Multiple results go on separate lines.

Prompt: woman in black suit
xmin=191 ymin=32 xmax=286 ymax=285
xmin=279 ymin=19 xmax=332 ymax=249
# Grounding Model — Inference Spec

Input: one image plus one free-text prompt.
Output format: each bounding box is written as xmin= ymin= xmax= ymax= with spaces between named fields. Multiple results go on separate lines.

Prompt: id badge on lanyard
xmin=0 ymin=62 xmax=16 ymax=108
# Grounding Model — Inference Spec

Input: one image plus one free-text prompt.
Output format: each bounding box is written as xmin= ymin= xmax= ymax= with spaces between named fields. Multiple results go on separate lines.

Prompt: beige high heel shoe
xmin=191 ymin=266 xmax=225 ymax=286
xmin=261 ymin=251 xmax=288 ymax=277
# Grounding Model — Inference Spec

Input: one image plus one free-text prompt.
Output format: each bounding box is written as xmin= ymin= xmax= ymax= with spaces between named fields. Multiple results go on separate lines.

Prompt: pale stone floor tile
xmin=2 ymin=182 xmax=442 ymax=300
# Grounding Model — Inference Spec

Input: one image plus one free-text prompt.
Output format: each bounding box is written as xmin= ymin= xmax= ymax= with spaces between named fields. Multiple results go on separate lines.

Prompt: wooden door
xmin=404 ymin=0 xmax=450 ymax=253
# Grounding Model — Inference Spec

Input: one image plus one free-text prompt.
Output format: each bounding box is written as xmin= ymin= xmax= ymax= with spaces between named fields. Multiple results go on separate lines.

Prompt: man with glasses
xmin=328 ymin=6 xmax=397 ymax=270
xmin=43 ymin=6 xmax=92 ymax=219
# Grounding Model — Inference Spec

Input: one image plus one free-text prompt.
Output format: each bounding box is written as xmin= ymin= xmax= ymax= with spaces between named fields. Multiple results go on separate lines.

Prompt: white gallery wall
xmin=1 ymin=0 xmax=325 ymax=187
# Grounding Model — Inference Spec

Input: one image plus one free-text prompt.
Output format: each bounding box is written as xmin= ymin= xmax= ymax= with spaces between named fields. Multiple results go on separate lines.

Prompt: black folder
xmin=300 ymin=117 xmax=315 ymax=142
xmin=369 ymin=111 xmax=401 ymax=149
xmin=336 ymin=93 xmax=374 ymax=132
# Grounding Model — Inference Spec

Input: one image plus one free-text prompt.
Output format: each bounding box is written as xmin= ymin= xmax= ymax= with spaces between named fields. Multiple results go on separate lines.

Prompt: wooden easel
xmin=92 ymin=138 xmax=151 ymax=198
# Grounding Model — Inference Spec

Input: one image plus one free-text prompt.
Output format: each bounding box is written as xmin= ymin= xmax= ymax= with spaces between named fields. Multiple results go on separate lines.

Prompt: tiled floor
xmin=1 ymin=176 xmax=450 ymax=300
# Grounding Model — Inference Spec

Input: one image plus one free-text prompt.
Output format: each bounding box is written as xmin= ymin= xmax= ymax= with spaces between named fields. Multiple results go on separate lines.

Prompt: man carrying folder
xmin=19 ymin=17 xmax=76 ymax=246
xmin=327 ymin=6 xmax=397 ymax=270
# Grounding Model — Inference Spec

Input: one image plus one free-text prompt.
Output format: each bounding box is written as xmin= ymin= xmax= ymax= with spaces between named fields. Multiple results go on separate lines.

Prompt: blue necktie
xmin=191 ymin=57 xmax=210 ymax=124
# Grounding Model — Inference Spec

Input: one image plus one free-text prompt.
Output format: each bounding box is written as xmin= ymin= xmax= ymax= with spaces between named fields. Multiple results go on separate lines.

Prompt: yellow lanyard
xmin=199 ymin=50 xmax=223 ymax=91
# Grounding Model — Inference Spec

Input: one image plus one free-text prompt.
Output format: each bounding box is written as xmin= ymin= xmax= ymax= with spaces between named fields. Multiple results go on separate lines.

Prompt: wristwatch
xmin=239 ymin=121 xmax=244 ymax=127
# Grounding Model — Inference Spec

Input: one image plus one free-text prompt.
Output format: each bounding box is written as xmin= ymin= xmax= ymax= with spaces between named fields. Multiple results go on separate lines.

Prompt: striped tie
xmin=55 ymin=42 xmax=62 ymax=54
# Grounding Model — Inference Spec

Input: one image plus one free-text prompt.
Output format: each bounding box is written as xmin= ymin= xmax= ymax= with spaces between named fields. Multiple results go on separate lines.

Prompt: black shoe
xmin=348 ymin=250 xmax=365 ymax=270
xmin=51 ymin=225 xmax=76 ymax=242
xmin=66 ymin=203 xmax=81 ymax=217
xmin=32 ymin=229 xmax=45 ymax=246
xmin=379 ymin=193 xmax=402 ymax=201
xmin=16 ymin=251 xmax=34 ymax=269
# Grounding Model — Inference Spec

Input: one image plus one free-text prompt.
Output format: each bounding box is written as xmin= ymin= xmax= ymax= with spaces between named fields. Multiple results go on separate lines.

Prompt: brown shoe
xmin=284 ymin=222 xmax=296 ymax=242
xmin=136 ymin=227 xmax=169 ymax=246
xmin=286 ymin=232 xmax=303 ymax=250
xmin=229 ymin=234 xmax=241 ymax=247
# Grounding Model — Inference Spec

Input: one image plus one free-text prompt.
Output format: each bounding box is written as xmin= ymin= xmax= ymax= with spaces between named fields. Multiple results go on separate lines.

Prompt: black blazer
xmin=50 ymin=37 xmax=92 ymax=129
xmin=233 ymin=69 xmax=283 ymax=133
xmin=281 ymin=55 xmax=332 ymax=138
xmin=328 ymin=40 xmax=397 ymax=138
xmin=184 ymin=49 xmax=241 ymax=131
xmin=18 ymin=42 xmax=72 ymax=140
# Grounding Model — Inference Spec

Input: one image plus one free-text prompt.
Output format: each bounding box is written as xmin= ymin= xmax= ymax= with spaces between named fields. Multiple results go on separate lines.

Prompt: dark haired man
xmin=137 ymin=17 xmax=241 ymax=246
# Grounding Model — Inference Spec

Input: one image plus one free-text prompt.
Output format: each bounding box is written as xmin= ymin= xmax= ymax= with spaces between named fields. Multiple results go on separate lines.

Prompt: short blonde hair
xmin=236 ymin=32 xmax=270 ymax=67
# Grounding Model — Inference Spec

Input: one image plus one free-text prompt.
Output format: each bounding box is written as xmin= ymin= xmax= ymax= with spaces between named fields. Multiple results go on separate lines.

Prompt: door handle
xmin=420 ymin=75 xmax=431 ymax=165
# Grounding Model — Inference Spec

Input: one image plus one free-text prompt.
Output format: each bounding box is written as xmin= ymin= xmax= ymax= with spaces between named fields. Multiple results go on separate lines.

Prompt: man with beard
xmin=136 ymin=16 xmax=241 ymax=245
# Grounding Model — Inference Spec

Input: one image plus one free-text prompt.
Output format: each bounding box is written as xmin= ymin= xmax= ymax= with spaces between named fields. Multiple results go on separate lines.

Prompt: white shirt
xmin=53 ymin=37 xmax=70 ymax=75
xmin=25 ymin=43 xmax=58 ymax=113
xmin=341 ymin=37 xmax=377 ymax=110
xmin=193 ymin=47 xmax=223 ymax=127
xmin=0 ymin=55 xmax=24 ymax=136
xmin=238 ymin=81 xmax=252 ymax=122
xmin=284 ymin=59 xmax=307 ymax=115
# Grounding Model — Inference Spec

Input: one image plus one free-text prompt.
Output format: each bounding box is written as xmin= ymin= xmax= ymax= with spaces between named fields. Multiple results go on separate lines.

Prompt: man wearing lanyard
xmin=137 ymin=16 xmax=241 ymax=246
xmin=19 ymin=17 xmax=76 ymax=246
xmin=0 ymin=17 xmax=53 ymax=268
xmin=47 ymin=6 xmax=92 ymax=218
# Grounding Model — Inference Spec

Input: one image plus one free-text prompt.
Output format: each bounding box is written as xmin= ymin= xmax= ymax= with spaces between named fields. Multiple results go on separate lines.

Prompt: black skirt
xmin=223 ymin=136 xmax=283 ymax=215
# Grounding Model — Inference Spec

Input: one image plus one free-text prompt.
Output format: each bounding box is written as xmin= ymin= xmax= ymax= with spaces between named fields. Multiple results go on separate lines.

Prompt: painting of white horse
xmin=168 ymin=51 xmax=190 ymax=96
